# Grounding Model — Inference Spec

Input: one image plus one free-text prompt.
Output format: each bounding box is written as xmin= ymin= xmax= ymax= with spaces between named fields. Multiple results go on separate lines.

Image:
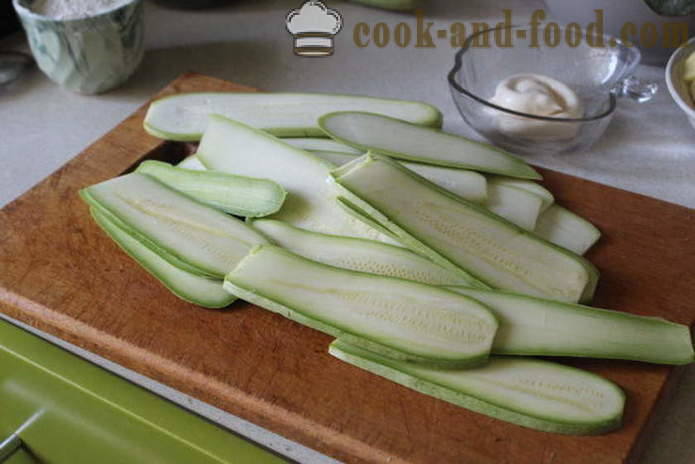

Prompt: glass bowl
xmin=448 ymin=25 xmax=657 ymax=156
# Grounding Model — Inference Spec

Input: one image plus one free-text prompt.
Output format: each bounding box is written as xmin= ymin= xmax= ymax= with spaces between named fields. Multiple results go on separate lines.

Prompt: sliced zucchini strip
xmin=250 ymin=219 xmax=478 ymax=286
xmin=535 ymin=204 xmax=601 ymax=255
xmin=196 ymin=114 xmax=391 ymax=242
xmin=91 ymin=208 xmax=235 ymax=308
xmin=447 ymin=287 xmax=694 ymax=365
xmin=319 ymin=111 xmax=540 ymax=179
xmin=224 ymin=245 xmax=498 ymax=367
xmin=485 ymin=179 xmax=544 ymax=230
xmin=282 ymin=137 xmax=362 ymax=155
xmin=311 ymin=150 xmax=488 ymax=204
xmin=136 ymin=160 xmax=286 ymax=217
xmin=144 ymin=92 xmax=442 ymax=141
xmin=332 ymin=154 xmax=598 ymax=303
xmin=80 ymin=173 xmax=268 ymax=278
xmin=330 ymin=340 xmax=625 ymax=435
xmin=489 ymin=176 xmax=554 ymax=211
xmin=177 ymin=155 xmax=206 ymax=171
xmin=307 ymin=150 xmax=360 ymax=166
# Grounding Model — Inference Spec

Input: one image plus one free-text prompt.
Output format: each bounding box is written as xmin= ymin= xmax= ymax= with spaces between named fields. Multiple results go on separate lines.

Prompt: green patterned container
xmin=13 ymin=0 xmax=144 ymax=94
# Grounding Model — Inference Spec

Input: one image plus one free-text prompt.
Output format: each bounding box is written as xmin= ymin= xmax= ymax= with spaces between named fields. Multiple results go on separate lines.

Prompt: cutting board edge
xmin=0 ymin=288 xmax=416 ymax=464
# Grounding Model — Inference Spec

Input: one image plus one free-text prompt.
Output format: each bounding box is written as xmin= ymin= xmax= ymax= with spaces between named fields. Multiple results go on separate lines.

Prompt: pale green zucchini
xmin=332 ymin=154 xmax=598 ymax=303
xmin=535 ymin=204 xmax=601 ymax=255
xmin=485 ymin=179 xmax=544 ymax=230
xmin=307 ymin=150 xmax=359 ymax=166
xmin=314 ymin=150 xmax=551 ymax=221
xmin=447 ymin=287 xmax=694 ymax=365
xmin=329 ymin=340 xmax=625 ymax=435
xmin=80 ymin=173 xmax=269 ymax=279
xmin=250 ymin=219 xmax=478 ymax=286
xmin=177 ymin=155 xmax=206 ymax=170
xmin=333 ymin=195 xmax=489 ymax=288
xmin=90 ymin=208 xmax=235 ymax=308
xmin=144 ymin=93 xmax=442 ymax=141
xmin=196 ymin=114 xmax=391 ymax=242
xmin=336 ymin=196 xmax=401 ymax=242
xmin=490 ymin=177 xmax=554 ymax=211
xmin=282 ymin=137 xmax=362 ymax=155
xmin=223 ymin=245 xmax=498 ymax=367
xmin=319 ymin=111 xmax=540 ymax=179
xmin=321 ymin=149 xmax=533 ymax=223
xmin=84 ymin=191 xmax=206 ymax=277
xmin=387 ymin=163 xmax=488 ymax=204
xmin=310 ymin=150 xmax=488 ymax=204
xmin=136 ymin=160 xmax=286 ymax=217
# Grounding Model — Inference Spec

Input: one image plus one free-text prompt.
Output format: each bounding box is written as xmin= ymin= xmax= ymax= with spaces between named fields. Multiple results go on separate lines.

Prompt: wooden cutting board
xmin=1 ymin=73 xmax=693 ymax=464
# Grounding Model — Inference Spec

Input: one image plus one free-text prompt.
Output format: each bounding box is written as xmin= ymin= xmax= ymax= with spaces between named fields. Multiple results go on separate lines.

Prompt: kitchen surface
xmin=1 ymin=0 xmax=694 ymax=463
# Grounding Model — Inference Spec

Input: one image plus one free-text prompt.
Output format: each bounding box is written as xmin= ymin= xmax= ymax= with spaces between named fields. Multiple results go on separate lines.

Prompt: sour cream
xmin=488 ymin=74 xmax=583 ymax=141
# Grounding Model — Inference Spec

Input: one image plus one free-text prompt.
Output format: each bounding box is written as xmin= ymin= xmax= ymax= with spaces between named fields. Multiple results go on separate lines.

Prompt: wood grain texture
xmin=1 ymin=73 xmax=693 ymax=464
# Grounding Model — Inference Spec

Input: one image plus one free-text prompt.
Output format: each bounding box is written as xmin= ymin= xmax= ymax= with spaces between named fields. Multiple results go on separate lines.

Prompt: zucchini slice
xmin=332 ymin=154 xmax=598 ymax=303
xmin=85 ymin=193 xmax=207 ymax=277
xmin=196 ymin=115 xmax=390 ymax=242
xmin=329 ymin=340 xmax=625 ymax=435
xmin=535 ymin=205 xmax=601 ymax=255
xmin=90 ymin=208 xmax=235 ymax=308
xmin=336 ymin=196 xmax=402 ymax=242
xmin=319 ymin=111 xmax=540 ymax=179
xmin=490 ymin=177 xmax=554 ymax=211
xmin=398 ymin=164 xmax=488 ymax=205
xmin=321 ymin=150 xmax=535 ymax=223
xmin=224 ymin=245 xmax=498 ymax=367
xmin=307 ymin=150 xmax=360 ymax=166
xmin=144 ymin=93 xmax=442 ymax=141
xmin=485 ymin=179 xmax=544 ymax=230
xmin=177 ymin=155 xmax=206 ymax=170
xmin=447 ymin=287 xmax=694 ymax=365
xmin=250 ymin=219 xmax=478 ymax=286
xmin=311 ymin=150 xmax=488 ymax=204
xmin=333 ymin=195 xmax=489 ymax=289
xmin=136 ymin=160 xmax=286 ymax=217
xmin=81 ymin=173 xmax=269 ymax=278
xmin=282 ymin=137 xmax=362 ymax=155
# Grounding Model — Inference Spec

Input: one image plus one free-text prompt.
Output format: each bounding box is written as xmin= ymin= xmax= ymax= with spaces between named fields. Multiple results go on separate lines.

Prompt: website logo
xmin=286 ymin=1 xmax=342 ymax=57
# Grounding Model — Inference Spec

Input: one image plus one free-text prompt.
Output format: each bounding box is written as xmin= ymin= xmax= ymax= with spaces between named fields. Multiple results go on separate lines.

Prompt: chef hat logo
xmin=286 ymin=1 xmax=342 ymax=57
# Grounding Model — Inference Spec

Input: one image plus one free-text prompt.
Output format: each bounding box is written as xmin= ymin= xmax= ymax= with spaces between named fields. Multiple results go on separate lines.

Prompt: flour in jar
xmin=31 ymin=0 xmax=132 ymax=19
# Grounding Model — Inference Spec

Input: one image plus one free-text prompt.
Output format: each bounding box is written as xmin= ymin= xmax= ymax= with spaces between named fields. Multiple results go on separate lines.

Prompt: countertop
xmin=1 ymin=0 xmax=694 ymax=462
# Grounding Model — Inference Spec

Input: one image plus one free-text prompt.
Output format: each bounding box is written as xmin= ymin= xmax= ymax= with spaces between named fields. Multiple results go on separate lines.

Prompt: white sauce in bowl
xmin=488 ymin=74 xmax=583 ymax=141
